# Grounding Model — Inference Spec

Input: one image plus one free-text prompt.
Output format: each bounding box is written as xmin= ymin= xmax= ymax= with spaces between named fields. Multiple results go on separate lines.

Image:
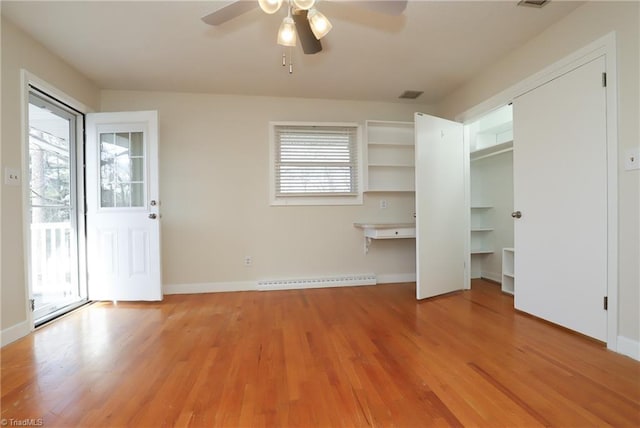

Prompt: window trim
xmin=269 ymin=121 xmax=363 ymax=206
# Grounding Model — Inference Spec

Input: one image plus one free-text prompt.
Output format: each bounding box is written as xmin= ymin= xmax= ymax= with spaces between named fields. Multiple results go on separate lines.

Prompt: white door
xmin=415 ymin=113 xmax=466 ymax=299
xmin=86 ymin=111 xmax=162 ymax=301
xmin=513 ymin=57 xmax=607 ymax=340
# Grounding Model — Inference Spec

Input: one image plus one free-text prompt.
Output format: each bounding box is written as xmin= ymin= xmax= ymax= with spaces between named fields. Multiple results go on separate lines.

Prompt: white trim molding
xmin=376 ymin=273 xmax=416 ymax=284
xmin=164 ymin=281 xmax=257 ymax=295
xmin=617 ymin=336 xmax=640 ymax=361
xmin=480 ymin=271 xmax=502 ymax=284
xmin=165 ymin=273 xmax=419 ymax=295
xmin=1 ymin=321 xmax=30 ymax=347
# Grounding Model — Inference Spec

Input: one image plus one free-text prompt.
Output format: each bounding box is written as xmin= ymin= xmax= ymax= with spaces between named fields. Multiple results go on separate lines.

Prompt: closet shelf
xmin=471 ymin=228 xmax=494 ymax=232
xmin=471 ymin=140 xmax=513 ymax=161
xmin=471 ymin=249 xmax=494 ymax=255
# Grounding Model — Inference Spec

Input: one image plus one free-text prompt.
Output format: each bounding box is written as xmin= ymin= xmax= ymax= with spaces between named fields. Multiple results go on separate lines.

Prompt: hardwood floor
xmin=2 ymin=280 xmax=639 ymax=427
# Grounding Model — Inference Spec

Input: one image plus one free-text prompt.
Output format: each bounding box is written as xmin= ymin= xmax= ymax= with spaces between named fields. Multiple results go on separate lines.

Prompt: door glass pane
xmin=28 ymin=93 xmax=83 ymax=323
xmin=131 ymin=158 xmax=143 ymax=182
xmin=131 ymin=183 xmax=144 ymax=207
xmin=130 ymin=132 xmax=143 ymax=156
xmin=116 ymin=183 xmax=131 ymax=207
xmin=100 ymin=131 xmax=145 ymax=208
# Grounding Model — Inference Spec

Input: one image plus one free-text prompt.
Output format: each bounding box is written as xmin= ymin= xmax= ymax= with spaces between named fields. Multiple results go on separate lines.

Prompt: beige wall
xmin=438 ymin=1 xmax=640 ymax=342
xmin=1 ymin=18 xmax=100 ymax=331
xmin=101 ymin=91 xmax=430 ymax=289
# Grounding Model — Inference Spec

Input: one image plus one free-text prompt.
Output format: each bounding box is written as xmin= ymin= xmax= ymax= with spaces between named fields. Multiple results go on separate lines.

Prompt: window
xmin=270 ymin=122 xmax=362 ymax=205
xmin=99 ymin=131 xmax=145 ymax=208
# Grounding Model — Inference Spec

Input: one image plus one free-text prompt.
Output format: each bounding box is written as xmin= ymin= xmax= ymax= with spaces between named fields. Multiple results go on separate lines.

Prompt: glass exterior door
xmin=28 ymin=91 xmax=86 ymax=324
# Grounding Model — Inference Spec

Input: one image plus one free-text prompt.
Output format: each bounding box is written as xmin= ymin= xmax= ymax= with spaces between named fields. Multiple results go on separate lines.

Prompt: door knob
xmin=511 ymin=211 xmax=522 ymax=219
xmin=149 ymin=213 xmax=157 ymax=219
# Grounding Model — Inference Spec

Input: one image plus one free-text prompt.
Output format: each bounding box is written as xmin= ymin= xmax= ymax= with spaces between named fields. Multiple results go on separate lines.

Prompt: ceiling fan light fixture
xmin=292 ymin=0 xmax=316 ymax=11
xmin=277 ymin=15 xmax=297 ymax=47
xmin=307 ymin=8 xmax=332 ymax=40
xmin=258 ymin=0 xmax=283 ymax=14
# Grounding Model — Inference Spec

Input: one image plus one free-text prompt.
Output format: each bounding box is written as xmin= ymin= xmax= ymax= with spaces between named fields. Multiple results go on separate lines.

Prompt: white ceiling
xmin=2 ymin=0 xmax=583 ymax=104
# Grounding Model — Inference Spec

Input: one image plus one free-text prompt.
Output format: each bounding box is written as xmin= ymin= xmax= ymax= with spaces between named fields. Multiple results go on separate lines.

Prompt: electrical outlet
xmin=4 ymin=168 xmax=21 ymax=186
xmin=243 ymin=256 xmax=252 ymax=267
xmin=380 ymin=199 xmax=388 ymax=209
xmin=624 ymin=148 xmax=640 ymax=171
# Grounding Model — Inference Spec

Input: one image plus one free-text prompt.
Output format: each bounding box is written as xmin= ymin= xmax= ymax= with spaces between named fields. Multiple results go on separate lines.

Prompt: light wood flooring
xmin=1 ymin=280 xmax=639 ymax=427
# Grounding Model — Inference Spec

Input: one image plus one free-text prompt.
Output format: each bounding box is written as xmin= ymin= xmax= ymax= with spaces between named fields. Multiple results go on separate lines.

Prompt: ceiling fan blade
xmin=292 ymin=10 xmax=323 ymax=55
xmin=340 ymin=0 xmax=408 ymax=16
xmin=201 ymin=1 xmax=259 ymax=26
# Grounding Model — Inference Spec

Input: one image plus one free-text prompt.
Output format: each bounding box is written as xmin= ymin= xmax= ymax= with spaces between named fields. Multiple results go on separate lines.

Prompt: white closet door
xmin=513 ymin=56 xmax=607 ymax=340
xmin=415 ymin=113 xmax=465 ymax=299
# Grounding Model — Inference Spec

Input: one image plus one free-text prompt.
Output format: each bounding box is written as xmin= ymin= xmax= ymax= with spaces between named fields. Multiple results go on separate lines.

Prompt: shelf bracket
xmin=364 ymin=237 xmax=372 ymax=255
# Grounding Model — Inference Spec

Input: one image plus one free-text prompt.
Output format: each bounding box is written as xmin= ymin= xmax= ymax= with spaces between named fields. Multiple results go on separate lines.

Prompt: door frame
xmin=20 ymin=70 xmax=93 ymax=330
xmin=455 ymin=32 xmax=618 ymax=351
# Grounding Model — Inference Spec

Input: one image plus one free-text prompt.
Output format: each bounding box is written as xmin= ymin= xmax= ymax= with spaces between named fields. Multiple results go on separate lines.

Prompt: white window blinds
xmin=274 ymin=125 xmax=359 ymax=196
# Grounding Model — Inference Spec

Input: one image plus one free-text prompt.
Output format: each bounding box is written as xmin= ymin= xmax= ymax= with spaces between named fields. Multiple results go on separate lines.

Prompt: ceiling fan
xmin=201 ymin=0 xmax=408 ymax=55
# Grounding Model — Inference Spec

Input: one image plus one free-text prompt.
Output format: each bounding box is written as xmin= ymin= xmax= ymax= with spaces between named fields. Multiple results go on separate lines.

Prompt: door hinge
xmin=602 ymin=72 xmax=607 ymax=87
xmin=603 ymin=296 xmax=608 ymax=310
xmin=30 ymin=299 xmax=35 ymax=311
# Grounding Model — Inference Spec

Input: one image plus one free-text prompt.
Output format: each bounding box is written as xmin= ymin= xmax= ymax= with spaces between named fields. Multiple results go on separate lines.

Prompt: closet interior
xmin=467 ymin=105 xmax=514 ymax=294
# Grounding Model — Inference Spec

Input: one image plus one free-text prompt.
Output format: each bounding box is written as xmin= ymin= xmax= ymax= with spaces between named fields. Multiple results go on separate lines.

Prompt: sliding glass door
xmin=28 ymin=91 xmax=86 ymax=324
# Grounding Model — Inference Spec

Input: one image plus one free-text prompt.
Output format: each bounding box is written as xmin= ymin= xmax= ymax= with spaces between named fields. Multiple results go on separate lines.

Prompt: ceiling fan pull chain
xmin=282 ymin=52 xmax=287 ymax=67
xmin=289 ymin=47 xmax=294 ymax=74
xmin=289 ymin=48 xmax=293 ymax=74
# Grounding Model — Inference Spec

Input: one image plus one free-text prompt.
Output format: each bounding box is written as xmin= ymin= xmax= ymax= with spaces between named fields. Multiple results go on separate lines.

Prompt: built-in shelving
xmin=470 ymin=205 xmax=493 ymax=259
xmin=471 ymin=249 xmax=494 ymax=255
xmin=471 ymin=140 xmax=513 ymax=162
xmin=364 ymin=120 xmax=415 ymax=192
xmin=502 ymin=248 xmax=515 ymax=295
xmin=467 ymin=104 xmax=514 ymax=283
xmin=468 ymin=104 xmax=514 ymax=162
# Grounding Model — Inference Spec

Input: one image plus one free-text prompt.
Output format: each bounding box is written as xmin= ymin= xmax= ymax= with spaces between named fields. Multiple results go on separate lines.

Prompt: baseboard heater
xmin=257 ymin=273 xmax=377 ymax=291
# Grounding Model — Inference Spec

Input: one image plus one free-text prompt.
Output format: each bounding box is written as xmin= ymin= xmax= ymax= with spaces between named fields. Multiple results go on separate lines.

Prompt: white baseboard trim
xmin=617 ymin=335 xmax=640 ymax=361
xmin=1 ymin=321 xmax=31 ymax=347
xmin=165 ymin=272 xmax=417 ymax=295
xmin=481 ymin=271 xmax=502 ymax=283
xmin=164 ymin=281 xmax=256 ymax=295
xmin=377 ymin=273 xmax=416 ymax=284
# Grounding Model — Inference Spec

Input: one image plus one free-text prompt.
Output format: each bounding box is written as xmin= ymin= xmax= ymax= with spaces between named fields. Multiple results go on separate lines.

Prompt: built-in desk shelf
xmin=354 ymin=222 xmax=416 ymax=254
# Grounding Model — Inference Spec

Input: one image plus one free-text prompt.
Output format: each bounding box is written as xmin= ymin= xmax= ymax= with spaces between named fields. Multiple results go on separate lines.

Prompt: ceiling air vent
xmin=517 ymin=0 xmax=550 ymax=8
xmin=399 ymin=90 xmax=424 ymax=100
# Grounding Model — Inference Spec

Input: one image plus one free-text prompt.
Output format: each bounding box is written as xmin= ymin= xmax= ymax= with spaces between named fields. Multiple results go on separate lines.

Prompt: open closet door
xmin=513 ymin=57 xmax=607 ymax=341
xmin=86 ymin=111 xmax=162 ymax=301
xmin=415 ymin=113 xmax=465 ymax=299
